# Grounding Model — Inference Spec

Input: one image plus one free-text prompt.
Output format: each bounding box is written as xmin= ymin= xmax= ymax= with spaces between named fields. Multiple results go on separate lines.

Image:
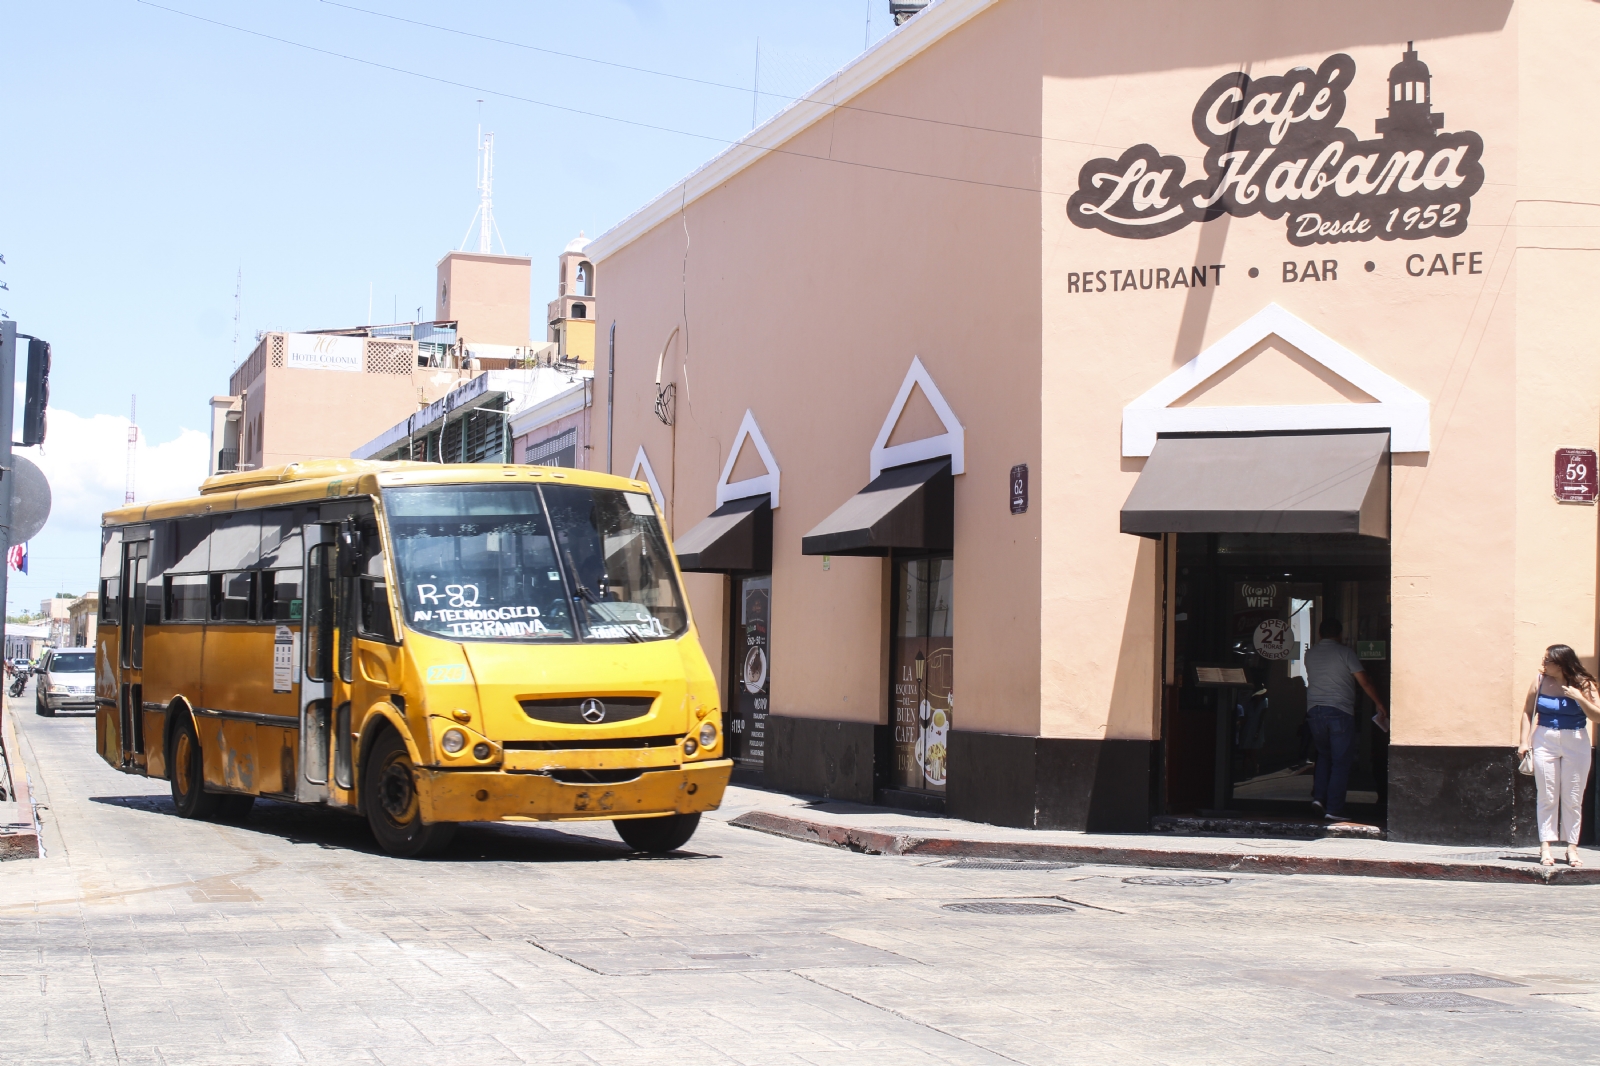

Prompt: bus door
xmin=116 ymin=531 xmax=151 ymax=769
xmin=298 ymin=523 xmax=334 ymax=803
xmin=321 ymin=517 xmax=365 ymax=806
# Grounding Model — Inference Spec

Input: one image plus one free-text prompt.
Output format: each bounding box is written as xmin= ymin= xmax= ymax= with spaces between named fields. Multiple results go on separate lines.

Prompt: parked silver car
xmin=35 ymin=649 xmax=96 ymax=716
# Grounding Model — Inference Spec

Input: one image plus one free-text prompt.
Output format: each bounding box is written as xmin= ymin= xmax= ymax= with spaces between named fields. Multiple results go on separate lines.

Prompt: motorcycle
xmin=8 ymin=673 xmax=27 ymax=698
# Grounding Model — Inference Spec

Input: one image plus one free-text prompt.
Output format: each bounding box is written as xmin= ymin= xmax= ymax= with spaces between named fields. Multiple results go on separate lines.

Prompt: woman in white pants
xmin=1518 ymin=645 xmax=1600 ymax=867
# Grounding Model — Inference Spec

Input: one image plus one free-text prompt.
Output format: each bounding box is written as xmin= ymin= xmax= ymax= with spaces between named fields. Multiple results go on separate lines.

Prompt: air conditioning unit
xmin=890 ymin=0 xmax=930 ymax=25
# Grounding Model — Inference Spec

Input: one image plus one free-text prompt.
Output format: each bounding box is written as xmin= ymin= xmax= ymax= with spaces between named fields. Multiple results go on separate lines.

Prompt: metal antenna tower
xmin=458 ymin=109 xmax=506 ymax=254
xmin=477 ymin=128 xmax=495 ymax=253
xmin=232 ymin=267 xmax=241 ymax=363
xmin=124 ymin=395 xmax=138 ymax=505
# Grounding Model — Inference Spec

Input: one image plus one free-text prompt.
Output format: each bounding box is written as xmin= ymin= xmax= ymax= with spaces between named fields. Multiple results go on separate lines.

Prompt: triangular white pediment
xmin=872 ymin=356 xmax=964 ymax=479
xmin=629 ymin=446 xmax=665 ymax=506
xmin=1122 ymin=303 xmax=1430 ymax=456
xmin=716 ymin=410 xmax=781 ymax=508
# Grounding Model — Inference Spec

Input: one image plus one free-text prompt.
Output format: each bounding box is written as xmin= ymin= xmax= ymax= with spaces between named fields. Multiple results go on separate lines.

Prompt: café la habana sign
xmin=1068 ymin=46 xmax=1485 ymax=247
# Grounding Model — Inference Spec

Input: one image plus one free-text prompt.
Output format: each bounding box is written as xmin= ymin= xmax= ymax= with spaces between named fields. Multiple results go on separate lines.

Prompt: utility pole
xmin=0 ymin=322 xmax=16 ymax=629
xmin=606 ymin=321 xmax=615 ymax=474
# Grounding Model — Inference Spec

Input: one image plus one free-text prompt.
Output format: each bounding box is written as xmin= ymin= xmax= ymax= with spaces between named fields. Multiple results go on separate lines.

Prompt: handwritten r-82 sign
xmin=1555 ymin=448 xmax=1598 ymax=504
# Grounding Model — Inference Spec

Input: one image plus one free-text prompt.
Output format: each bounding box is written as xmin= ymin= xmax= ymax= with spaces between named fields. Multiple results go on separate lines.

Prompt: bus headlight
xmin=472 ymin=743 xmax=491 ymax=760
xmin=441 ymin=728 xmax=467 ymax=754
xmin=698 ymin=722 xmax=717 ymax=749
xmin=683 ymin=737 xmax=698 ymax=756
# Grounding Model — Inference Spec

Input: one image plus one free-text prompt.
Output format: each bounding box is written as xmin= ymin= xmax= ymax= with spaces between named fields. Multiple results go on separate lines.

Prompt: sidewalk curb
xmin=728 ymin=810 xmax=1600 ymax=886
xmin=0 ymin=701 xmax=42 ymax=861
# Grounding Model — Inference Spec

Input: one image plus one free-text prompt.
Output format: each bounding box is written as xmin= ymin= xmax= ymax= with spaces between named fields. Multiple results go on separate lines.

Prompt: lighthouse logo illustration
xmin=1069 ymin=44 xmax=1485 ymax=246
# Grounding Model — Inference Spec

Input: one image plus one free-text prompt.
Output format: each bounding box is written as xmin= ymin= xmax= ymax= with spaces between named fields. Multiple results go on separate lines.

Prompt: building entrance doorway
xmin=1166 ymin=534 xmax=1390 ymax=824
xmin=890 ymin=554 xmax=953 ymax=795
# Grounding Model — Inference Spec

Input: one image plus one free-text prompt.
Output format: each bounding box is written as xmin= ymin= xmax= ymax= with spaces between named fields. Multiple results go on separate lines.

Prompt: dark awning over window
xmin=1120 ymin=431 xmax=1389 ymax=538
xmin=801 ymin=459 xmax=953 ymax=557
xmin=673 ymin=494 xmax=772 ymax=573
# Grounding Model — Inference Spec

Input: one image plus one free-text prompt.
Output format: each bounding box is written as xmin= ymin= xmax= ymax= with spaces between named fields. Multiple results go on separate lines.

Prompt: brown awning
xmin=800 ymin=459 xmax=953 ymax=557
xmin=1120 ymin=432 xmax=1389 ymax=538
xmin=673 ymin=494 xmax=772 ymax=573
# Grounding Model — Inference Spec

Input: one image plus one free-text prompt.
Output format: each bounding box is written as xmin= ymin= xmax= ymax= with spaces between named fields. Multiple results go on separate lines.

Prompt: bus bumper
xmin=417 ymin=759 xmax=733 ymax=824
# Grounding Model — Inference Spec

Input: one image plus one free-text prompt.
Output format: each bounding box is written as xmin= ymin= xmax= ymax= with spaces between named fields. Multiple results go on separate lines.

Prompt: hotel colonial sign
xmin=1069 ymin=45 xmax=1484 ymax=247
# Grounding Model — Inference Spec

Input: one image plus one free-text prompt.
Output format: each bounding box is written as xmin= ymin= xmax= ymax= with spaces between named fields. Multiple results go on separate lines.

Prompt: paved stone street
xmin=4 ymin=696 xmax=1599 ymax=1066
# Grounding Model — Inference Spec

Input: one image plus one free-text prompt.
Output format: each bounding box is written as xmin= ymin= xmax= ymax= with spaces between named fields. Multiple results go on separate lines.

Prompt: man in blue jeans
xmin=1302 ymin=617 xmax=1388 ymax=822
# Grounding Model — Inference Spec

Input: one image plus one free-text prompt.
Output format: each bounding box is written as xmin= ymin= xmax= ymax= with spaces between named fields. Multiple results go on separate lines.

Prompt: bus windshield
xmin=384 ymin=483 xmax=688 ymax=643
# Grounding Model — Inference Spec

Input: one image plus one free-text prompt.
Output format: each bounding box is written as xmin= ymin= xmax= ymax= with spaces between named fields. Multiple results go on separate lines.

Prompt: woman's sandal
xmin=1540 ymin=850 xmax=1556 ymax=867
xmin=1567 ymin=849 xmax=1584 ymax=869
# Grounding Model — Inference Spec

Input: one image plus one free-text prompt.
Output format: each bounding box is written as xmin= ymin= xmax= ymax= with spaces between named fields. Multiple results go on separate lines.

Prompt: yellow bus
xmin=95 ymin=459 xmax=731 ymax=856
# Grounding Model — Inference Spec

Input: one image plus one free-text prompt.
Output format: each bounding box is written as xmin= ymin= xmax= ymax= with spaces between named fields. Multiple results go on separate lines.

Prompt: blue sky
xmin=2 ymin=0 xmax=898 ymax=615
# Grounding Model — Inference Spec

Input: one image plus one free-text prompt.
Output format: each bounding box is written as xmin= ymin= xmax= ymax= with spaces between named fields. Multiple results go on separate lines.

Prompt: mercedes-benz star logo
xmin=580 ymin=698 xmax=606 ymax=724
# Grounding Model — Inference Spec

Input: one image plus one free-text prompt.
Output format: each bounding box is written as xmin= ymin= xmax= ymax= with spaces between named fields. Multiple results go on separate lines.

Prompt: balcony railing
xmin=216 ymin=448 xmax=239 ymax=473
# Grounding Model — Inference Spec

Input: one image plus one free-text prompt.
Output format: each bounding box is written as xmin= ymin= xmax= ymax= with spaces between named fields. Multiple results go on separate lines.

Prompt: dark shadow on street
xmin=89 ymin=794 xmax=718 ymax=864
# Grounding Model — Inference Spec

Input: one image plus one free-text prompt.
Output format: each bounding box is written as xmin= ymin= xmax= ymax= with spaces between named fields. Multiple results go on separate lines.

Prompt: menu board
xmin=733 ymin=575 xmax=770 ymax=767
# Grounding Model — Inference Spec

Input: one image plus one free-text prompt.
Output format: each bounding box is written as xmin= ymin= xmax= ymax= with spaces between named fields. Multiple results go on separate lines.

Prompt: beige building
xmin=546 ymin=236 xmax=598 ymax=370
xmin=211 ymin=254 xmax=543 ymax=474
xmin=67 ymin=593 xmax=98 ymax=648
xmin=39 ymin=597 xmax=73 ymax=649
xmin=438 ymin=251 xmax=533 ymax=351
xmin=357 ymin=237 xmax=601 ymax=472
xmin=587 ymin=0 xmax=1598 ymax=846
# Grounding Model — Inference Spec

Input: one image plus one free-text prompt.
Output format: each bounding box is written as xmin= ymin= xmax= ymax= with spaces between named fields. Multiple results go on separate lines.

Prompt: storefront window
xmin=892 ymin=555 xmax=953 ymax=792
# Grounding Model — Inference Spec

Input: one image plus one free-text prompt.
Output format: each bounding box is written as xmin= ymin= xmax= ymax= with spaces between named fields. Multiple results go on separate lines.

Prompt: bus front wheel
xmin=364 ymin=729 xmax=456 ymax=858
xmin=614 ymin=812 xmax=700 ymax=853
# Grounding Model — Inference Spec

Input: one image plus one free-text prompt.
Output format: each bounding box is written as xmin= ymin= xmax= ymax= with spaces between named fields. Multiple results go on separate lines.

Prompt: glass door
xmin=1168 ymin=533 xmax=1390 ymax=822
xmin=298 ymin=523 xmax=333 ymax=803
xmin=728 ymin=574 xmax=770 ymax=767
xmin=891 ymin=555 xmax=953 ymax=793
xmin=117 ymin=536 xmax=150 ymax=767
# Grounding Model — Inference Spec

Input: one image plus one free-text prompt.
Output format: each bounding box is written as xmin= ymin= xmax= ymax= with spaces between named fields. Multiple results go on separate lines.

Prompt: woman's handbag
xmin=1518 ymin=749 xmax=1535 ymax=776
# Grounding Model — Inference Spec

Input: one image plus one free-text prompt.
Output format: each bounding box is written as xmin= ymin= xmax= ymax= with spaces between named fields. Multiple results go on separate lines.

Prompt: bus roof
xmin=101 ymin=459 xmax=656 ymax=526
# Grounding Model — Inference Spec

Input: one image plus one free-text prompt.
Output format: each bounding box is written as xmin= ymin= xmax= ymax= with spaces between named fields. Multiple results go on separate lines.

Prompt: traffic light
xmin=21 ymin=336 xmax=48 ymax=447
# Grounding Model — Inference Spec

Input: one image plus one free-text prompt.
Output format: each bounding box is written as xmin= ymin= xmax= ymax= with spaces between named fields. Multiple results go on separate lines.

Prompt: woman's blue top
xmin=1536 ymin=688 xmax=1587 ymax=730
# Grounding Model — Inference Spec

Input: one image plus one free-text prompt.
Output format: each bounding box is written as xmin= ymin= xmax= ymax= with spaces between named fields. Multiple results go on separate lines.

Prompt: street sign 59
xmin=1555 ymin=447 xmax=1598 ymax=504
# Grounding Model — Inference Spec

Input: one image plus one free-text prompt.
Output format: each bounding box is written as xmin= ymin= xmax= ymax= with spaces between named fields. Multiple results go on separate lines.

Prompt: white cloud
xmin=17 ymin=408 xmax=210 ymax=536
xmin=2 ymin=409 xmax=209 ymax=612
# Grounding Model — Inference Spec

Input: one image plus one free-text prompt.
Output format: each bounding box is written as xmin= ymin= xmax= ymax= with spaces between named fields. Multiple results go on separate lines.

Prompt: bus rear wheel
xmin=614 ymin=812 xmax=701 ymax=853
xmin=169 ymin=717 xmax=255 ymax=822
xmin=364 ymin=729 xmax=456 ymax=858
xmin=169 ymin=715 xmax=222 ymax=820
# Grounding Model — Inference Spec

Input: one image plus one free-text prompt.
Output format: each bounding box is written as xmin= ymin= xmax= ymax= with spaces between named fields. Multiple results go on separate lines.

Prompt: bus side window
xmin=262 ymin=569 xmax=303 ymax=622
xmin=211 ymin=572 xmax=257 ymax=622
xmin=164 ymin=575 xmax=208 ymax=621
xmin=305 ymin=544 xmax=334 ymax=683
xmin=99 ymin=576 xmax=120 ymax=625
xmin=100 ymin=528 xmax=123 ymax=625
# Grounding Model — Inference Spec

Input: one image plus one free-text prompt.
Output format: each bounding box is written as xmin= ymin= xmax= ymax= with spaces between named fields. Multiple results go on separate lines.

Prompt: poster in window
xmin=893 ymin=557 xmax=953 ymax=793
xmin=734 ymin=575 xmax=770 ymax=767
xmin=272 ymin=624 xmax=295 ymax=693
